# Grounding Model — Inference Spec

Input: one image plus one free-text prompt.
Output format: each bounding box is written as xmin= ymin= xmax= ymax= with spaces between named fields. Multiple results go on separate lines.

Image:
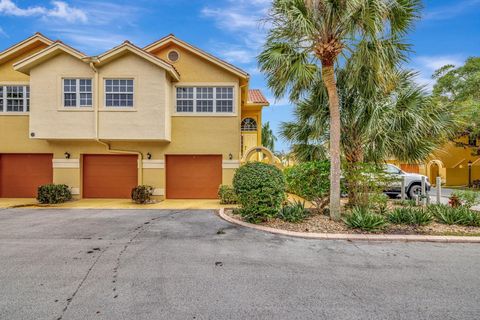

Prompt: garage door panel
xmin=83 ymin=155 xmax=137 ymax=199
xmin=0 ymin=154 xmax=53 ymax=198
xmin=166 ymin=155 xmax=222 ymax=199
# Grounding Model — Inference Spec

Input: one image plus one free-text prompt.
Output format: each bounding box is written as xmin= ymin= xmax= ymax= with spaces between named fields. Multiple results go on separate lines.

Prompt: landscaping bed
xmin=224 ymin=208 xmax=480 ymax=236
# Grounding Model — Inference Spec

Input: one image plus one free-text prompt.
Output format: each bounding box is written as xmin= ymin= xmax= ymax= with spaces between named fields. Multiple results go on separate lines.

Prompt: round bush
xmin=233 ymin=162 xmax=285 ymax=223
xmin=37 ymin=184 xmax=72 ymax=204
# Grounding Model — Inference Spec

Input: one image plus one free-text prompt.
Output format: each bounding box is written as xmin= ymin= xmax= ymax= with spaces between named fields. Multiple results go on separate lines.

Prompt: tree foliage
xmin=258 ymin=0 xmax=422 ymax=220
xmin=281 ymin=69 xmax=458 ymax=164
xmin=432 ymin=57 xmax=480 ymax=139
xmin=261 ymin=121 xmax=277 ymax=151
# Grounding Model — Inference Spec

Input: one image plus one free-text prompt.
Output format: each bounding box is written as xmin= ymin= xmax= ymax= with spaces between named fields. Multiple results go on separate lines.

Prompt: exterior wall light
xmin=229 ymin=153 xmax=233 ymax=160
xmin=64 ymin=152 xmax=71 ymax=159
xmin=147 ymin=152 xmax=152 ymax=160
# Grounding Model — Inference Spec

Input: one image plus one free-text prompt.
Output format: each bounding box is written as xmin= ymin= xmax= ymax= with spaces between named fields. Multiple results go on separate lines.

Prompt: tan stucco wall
xmin=29 ymin=53 xmax=96 ymax=139
xmin=28 ymin=52 xmax=171 ymax=140
xmin=97 ymin=53 xmax=170 ymax=140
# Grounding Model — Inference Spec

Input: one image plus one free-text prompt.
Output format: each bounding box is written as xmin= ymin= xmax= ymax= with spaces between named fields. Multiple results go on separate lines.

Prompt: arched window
xmin=241 ymin=118 xmax=257 ymax=132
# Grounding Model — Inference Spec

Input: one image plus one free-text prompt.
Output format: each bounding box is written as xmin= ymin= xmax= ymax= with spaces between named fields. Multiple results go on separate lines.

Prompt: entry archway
xmin=241 ymin=146 xmax=283 ymax=169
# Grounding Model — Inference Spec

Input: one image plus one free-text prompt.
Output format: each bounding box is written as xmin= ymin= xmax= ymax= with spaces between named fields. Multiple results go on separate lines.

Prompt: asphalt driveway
xmin=0 ymin=208 xmax=479 ymax=320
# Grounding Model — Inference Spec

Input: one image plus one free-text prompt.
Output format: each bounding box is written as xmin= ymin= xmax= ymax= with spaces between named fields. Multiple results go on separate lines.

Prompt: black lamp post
xmin=468 ymin=160 xmax=472 ymax=188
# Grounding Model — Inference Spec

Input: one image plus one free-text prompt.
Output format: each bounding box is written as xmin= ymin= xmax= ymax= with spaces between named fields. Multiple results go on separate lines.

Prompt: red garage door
xmin=0 ymin=154 xmax=53 ymax=198
xmin=166 ymin=155 xmax=222 ymax=199
xmin=83 ymin=155 xmax=138 ymax=198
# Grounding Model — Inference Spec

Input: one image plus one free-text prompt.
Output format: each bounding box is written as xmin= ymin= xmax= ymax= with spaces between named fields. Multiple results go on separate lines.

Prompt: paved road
xmin=0 ymin=209 xmax=479 ymax=320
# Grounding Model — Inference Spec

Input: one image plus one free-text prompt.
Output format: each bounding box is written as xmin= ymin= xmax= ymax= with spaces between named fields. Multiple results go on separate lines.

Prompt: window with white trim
xmin=105 ymin=79 xmax=133 ymax=107
xmin=176 ymin=87 xmax=234 ymax=113
xmin=63 ymin=78 xmax=92 ymax=108
xmin=0 ymin=85 xmax=29 ymax=113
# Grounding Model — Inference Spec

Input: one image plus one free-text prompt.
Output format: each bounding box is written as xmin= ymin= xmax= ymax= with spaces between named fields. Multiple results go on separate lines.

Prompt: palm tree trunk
xmin=322 ymin=64 xmax=342 ymax=220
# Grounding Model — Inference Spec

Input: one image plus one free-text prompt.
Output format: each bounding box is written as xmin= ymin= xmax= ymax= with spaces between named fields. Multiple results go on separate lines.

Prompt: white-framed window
xmin=105 ymin=79 xmax=134 ymax=107
xmin=63 ymin=78 xmax=92 ymax=108
xmin=176 ymin=86 xmax=234 ymax=114
xmin=0 ymin=85 xmax=29 ymax=113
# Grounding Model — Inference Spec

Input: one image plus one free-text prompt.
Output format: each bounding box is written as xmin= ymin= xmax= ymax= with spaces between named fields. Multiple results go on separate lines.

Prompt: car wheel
xmin=408 ymin=184 xmax=422 ymax=199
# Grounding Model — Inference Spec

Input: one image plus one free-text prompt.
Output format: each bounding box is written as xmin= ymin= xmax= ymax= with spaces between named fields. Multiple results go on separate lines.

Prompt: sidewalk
xmin=0 ymin=198 xmax=230 ymax=210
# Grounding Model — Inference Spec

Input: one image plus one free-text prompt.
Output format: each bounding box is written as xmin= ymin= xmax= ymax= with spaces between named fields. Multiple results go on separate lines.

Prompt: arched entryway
xmin=427 ymin=160 xmax=445 ymax=185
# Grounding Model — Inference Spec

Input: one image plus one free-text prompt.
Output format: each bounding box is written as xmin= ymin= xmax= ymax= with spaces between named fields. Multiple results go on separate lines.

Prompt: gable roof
xmin=247 ymin=89 xmax=269 ymax=106
xmin=14 ymin=40 xmax=180 ymax=81
xmin=94 ymin=41 xmax=180 ymax=81
xmin=0 ymin=32 xmax=54 ymax=65
xmin=144 ymin=34 xmax=249 ymax=80
xmin=13 ymin=41 xmax=86 ymax=74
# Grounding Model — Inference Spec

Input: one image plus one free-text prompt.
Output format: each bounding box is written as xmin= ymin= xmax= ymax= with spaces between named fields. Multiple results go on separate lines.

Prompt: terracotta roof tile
xmin=248 ymin=89 xmax=269 ymax=105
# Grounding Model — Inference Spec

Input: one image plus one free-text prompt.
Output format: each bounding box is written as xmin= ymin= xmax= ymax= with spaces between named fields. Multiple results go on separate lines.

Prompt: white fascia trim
xmin=153 ymin=188 xmax=165 ymax=196
xmin=222 ymin=160 xmax=240 ymax=169
xmin=53 ymin=159 xmax=80 ymax=168
xmin=141 ymin=160 xmax=165 ymax=169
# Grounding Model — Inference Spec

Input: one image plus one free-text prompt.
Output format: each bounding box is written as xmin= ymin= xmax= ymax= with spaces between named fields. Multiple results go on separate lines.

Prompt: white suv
xmin=384 ymin=164 xmax=431 ymax=199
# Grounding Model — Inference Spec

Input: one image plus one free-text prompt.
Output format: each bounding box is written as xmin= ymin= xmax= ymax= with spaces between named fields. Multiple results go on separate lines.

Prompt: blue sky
xmin=1 ymin=0 xmax=479 ymax=151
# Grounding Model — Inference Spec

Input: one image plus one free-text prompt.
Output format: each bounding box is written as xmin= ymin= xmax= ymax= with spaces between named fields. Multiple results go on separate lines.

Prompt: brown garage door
xmin=0 ymin=154 xmax=53 ymax=198
xmin=83 ymin=155 xmax=138 ymax=198
xmin=166 ymin=155 xmax=222 ymax=199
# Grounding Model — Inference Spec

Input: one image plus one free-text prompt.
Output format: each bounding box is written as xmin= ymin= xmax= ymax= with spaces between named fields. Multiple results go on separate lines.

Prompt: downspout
xmin=88 ymin=59 xmax=143 ymax=185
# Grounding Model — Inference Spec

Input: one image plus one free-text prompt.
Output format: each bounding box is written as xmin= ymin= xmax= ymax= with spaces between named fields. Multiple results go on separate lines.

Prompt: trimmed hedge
xmin=218 ymin=185 xmax=238 ymax=204
xmin=131 ymin=185 xmax=154 ymax=204
xmin=37 ymin=184 xmax=72 ymax=204
xmin=233 ymin=162 xmax=285 ymax=223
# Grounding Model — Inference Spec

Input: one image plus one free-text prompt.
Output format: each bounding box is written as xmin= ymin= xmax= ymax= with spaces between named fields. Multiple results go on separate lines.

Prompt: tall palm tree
xmin=259 ymin=0 xmax=421 ymax=220
xmin=281 ymin=68 xmax=459 ymax=204
xmin=262 ymin=122 xmax=277 ymax=151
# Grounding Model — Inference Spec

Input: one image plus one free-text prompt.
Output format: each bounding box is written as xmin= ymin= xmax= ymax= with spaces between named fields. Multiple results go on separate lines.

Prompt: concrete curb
xmin=218 ymin=208 xmax=480 ymax=243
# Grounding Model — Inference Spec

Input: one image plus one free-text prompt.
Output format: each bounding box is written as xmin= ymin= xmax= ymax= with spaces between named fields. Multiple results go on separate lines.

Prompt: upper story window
xmin=105 ymin=79 xmax=133 ymax=107
xmin=63 ymin=79 xmax=92 ymax=108
xmin=0 ymin=85 xmax=29 ymax=113
xmin=176 ymin=86 xmax=234 ymax=114
xmin=241 ymin=118 xmax=257 ymax=131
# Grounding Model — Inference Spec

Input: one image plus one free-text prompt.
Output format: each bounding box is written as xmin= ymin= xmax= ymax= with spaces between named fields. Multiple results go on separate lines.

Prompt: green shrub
xmin=369 ymin=193 xmax=389 ymax=215
xmin=343 ymin=163 xmax=399 ymax=209
xmin=344 ymin=207 xmax=387 ymax=232
xmin=131 ymin=185 xmax=154 ymax=204
xmin=387 ymin=207 xmax=433 ymax=226
xmin=233 ymin=162 xmax=285 ymax=223
xmin=218 ymin=185 xmax=237 ymax=204
xmin=277 ymin=200 xmax=310 ymax=223
xmin=396 ymin=199 xmax=417 ymax=207
xmin=37 ymin=184 xmax=72 ymax=204
xmin=428 ymin=204 xmax=480 ymax=226
xmin=452 ymin=190 xmax=480 ymax=208
xmin=284 ymin=161 xmax=330 ymax=213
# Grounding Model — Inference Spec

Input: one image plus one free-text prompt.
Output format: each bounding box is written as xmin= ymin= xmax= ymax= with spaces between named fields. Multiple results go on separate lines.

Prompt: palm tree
xmin=258 ymin=0 xmax=421 ymax=220
xmin=262 ymin=122 xmax=277 ymax=151
xmin=281 ymin=68 xmax=459 ymax=203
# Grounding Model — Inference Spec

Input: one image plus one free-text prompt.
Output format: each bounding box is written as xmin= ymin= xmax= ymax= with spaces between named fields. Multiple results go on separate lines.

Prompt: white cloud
xmin=0 ymin=0 xmax=87 ymax=23
xmin=423 ymin=0 xmax=480 ymax=21
xmin=47 ymin=1 xmax=87 ymax=23
xmin=0 ymin=26 xmax=7 ymax=37
xmin=411 ymin=55 xmax=465 ymax=91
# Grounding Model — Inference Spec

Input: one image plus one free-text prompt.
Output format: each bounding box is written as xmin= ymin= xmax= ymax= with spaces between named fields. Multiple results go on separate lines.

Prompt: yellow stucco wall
xmin=0 ymin=43 xmax=48 ymax=83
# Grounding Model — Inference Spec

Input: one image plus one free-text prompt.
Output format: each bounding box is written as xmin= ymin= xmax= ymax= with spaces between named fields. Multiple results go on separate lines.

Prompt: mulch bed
xmin=224 ymin=209 xmax=480 ymax=237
